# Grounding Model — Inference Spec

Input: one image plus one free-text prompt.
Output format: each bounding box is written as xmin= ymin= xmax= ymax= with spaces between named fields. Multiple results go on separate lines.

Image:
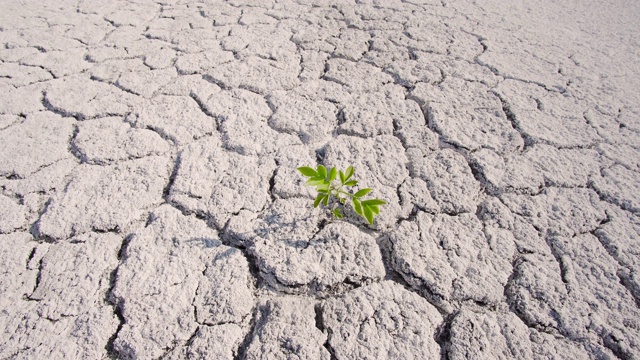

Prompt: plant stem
xmin=331 ymin=185 xmax=355 ymax=199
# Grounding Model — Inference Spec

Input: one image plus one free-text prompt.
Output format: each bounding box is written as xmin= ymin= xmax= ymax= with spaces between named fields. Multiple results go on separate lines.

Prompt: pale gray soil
xmin=1 ymin=0 xmax=639 ymax=359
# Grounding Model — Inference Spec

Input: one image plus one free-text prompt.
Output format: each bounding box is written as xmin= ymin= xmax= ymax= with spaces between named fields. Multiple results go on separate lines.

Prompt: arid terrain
xmin=1 ymin=0 xmax=639 ymax=359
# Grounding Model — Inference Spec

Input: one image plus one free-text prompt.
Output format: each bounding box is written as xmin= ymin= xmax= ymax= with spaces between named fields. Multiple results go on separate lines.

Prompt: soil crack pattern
xmin=1 ymin=0 xmax=639 ymax=358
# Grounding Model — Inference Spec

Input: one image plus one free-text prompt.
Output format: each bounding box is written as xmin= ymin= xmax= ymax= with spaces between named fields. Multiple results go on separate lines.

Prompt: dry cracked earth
xmin=1 ymin=0 xmax=639 ymax=359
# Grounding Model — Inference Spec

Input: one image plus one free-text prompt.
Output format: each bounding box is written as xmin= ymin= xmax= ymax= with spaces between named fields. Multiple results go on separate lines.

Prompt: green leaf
xmin=328 ymin=167 xmax=337 ymax=181
xmin=344 ymin=180 xmax=358 ymax=187
xmin=353 ymin=198 xmax=363 ymax=216
xmin=301 ymin=164 xmax=383 ymax=224
xmin=363 ymin=206 xmax=374 ymax=225
xmin=345 ymin=165 xmax=355 ymax=181
xmin=305 ymin=178 xmax=325 ymax=186
xmin=354 ymin=188 xmax=372 ymax=198
xmin=361 ymin=199 xmax=386 ymax=206
xmin=313 ymin=194 xmax=324 ymax=208
xmin=297 ymin=166 xmax=318 ymax=177
xmin=317 ymin=165 xmax=327 ymax=178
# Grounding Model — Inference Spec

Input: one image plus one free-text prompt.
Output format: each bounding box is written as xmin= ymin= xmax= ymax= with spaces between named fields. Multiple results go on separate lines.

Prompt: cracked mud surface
xmin=1 ymin=0 xmax=639 ymax=359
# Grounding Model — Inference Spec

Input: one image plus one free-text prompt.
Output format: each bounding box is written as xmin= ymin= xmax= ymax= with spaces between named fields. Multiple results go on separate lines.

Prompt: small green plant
xmin=297 ymin=164 xmax=386 ymax=225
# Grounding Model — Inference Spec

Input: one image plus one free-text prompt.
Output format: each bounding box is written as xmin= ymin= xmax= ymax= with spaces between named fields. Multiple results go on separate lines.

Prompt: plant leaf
xmin=323 ymin=193 xmax=330 ymax=206
xmin=363 ymin=206 xmax=374 ymax=225
xmin=344 ymin=180 xmax=358 ymax=187
xmin=316 ymin=182 xmax=330 ymax=191
xmin=306 ymin=178 xmax=325 ymax=186
xmin=339 ymin=170 xmax=346 ymax=184
xmin=353 ymin=198 xmax=363 ymax=216
xmin=329 ymin=167 xmax=337 ymax=181
xmin=313 ymin=194 xmax=324 ymax=208
xmin=354 ymin=188 xmax=372 ymax=198
xmin=345 ymin=165 xmax=355 ymax=181
xmin=361 ymin=199 xmax=386 ymax=206
xmin=317 ymin=165 xmax=327 ymax=178
xmin=297 ymin=166 xmax=318 ymax=177
xmin=369 ymin=204 xmax=380 ymax=214
xmin=332 ymin=208 xmax=343 ymax=219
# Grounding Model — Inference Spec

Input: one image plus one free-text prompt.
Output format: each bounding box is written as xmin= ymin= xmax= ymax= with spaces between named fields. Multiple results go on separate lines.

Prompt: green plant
xmin=297 ymin=164 xmax=386 ymax=225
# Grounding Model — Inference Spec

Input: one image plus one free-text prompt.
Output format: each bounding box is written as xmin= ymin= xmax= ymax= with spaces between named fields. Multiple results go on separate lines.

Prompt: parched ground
xmin=1 ymin=0 xmax=639 ymax=359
